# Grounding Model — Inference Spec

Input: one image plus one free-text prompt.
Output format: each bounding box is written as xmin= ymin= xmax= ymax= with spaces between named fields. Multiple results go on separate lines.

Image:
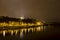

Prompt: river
xmin=0 ymin=25 xmax=60 ymax=40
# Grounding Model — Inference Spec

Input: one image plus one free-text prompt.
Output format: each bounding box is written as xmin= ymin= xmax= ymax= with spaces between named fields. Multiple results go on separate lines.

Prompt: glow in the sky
xmin=20 ymin=17 xmax=24 ymax=19
xmin=0 ymin=0 xmax=60 ymax=22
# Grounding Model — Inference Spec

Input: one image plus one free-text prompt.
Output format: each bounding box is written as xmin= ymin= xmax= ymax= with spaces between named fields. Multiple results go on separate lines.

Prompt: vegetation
xmin=0 ymin=16 xmax=36 ymax=23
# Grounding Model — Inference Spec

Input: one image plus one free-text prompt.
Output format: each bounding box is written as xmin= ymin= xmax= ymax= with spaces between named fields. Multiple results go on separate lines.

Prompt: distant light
xmin=20 ymin=17 xmax=24 ymax=19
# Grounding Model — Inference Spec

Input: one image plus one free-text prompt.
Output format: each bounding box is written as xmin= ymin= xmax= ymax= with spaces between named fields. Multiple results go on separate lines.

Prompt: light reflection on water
xmin=0 ymin=26 xmax=45 ymax=38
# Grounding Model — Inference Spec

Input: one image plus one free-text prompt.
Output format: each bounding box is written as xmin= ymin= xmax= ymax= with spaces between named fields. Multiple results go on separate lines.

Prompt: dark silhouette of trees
xmin=0 ymin=16 xmax=20 ymax=23
xmin=0 ymin=16 xmax=36 ymax=24
xmin=22 ymin=18 xmax=36 ymax=24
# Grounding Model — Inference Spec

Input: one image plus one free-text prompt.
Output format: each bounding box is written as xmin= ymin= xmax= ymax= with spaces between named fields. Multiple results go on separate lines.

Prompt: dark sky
xmin=0 ymin=0 xmax=60 ymax=22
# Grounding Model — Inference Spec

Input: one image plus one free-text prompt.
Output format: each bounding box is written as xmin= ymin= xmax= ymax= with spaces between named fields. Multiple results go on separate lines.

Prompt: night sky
xmin=0 ymin=0 xmax=60 ymax=22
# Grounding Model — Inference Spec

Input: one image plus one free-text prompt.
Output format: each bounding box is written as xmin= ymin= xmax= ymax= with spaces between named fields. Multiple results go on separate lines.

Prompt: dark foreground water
xmin=0 ymin=25 xmax=60 ymax=40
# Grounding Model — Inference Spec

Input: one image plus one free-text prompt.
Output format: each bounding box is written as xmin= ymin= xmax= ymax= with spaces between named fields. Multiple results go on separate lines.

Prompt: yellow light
xmin=24 ymin=28 xmax=27 ymax=33
xmin=3 ymin=31 xmax=6 ymax=37
xmin=36 ymin=27 xmax=41 ymax=31
xmin=28 ymin=28 xmax=31 ymax=32
xmin=20 ymin=29 xmax=24 ymax=37
xmin=11 ymin=31 xmax=14 ymax=35
xmin=15 ymin=30 xmax=18 ymax=35
xmin=36 ymin=21 xmax=43 ymax=25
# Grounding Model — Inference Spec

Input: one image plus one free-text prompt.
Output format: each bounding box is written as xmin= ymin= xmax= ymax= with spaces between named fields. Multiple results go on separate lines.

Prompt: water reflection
xmin=3 ymin=31 xmax=6 ymax=37
xmin=11 ymin=30 xmax=13 ymax=35
xmin=15 ymin=30 xmax=18 ymax=35
xmin=20 ymin=30 xmax=24 ymax=37
xmin=0 ymin=26 xmax=45 ymax=38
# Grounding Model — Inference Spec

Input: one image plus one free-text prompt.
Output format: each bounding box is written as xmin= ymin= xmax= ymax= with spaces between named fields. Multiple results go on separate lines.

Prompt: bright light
xmin=20 ymin=17 xmax=24 ymax=19
xmin=3 ymin=31 xmax=6 ymax=36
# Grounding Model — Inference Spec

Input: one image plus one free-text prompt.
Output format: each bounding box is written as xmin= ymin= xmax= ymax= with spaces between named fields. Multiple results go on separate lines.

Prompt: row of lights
xmin=0 ymin=21 xmax=43 ymax=27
